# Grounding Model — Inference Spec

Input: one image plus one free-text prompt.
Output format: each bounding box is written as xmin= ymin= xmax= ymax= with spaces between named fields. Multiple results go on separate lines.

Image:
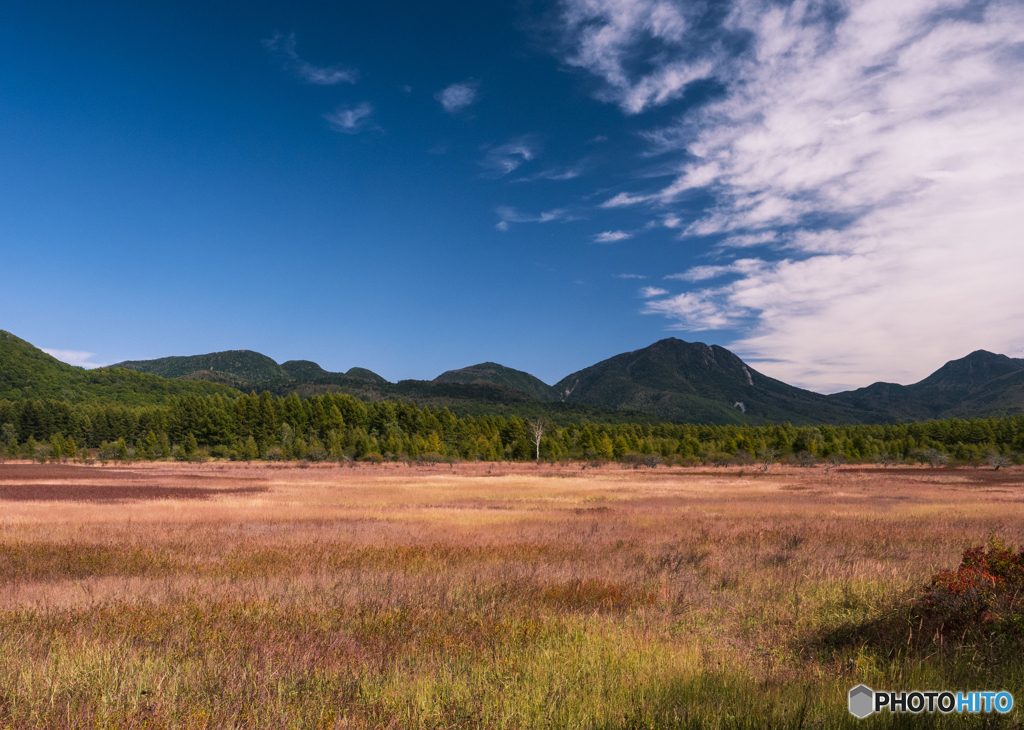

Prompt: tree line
xmin=1 ymin=392 xmax=1022 ymax=466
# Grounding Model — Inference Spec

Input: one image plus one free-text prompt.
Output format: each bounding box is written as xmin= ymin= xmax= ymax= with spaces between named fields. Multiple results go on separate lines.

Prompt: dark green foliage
xmin=0 ymin=330 xmax=239 ymax=405
xmin=0 ymin=389 xmax=1022 ymax=465
xmin=9 ymin=329 xmax=1024 ymax=439
xmin=344 ymin=366 xmax=389 ymax=384
xmin=113 ymin=350 xmax=288 ymax=383
xmin=279 ymin=360 xmax=329 ymax=380
xmin=433 ymin=362 xmax=558 ymax=402
xmin=554 ymin=338 xmax=884 ymax=425
xmin=81 ymin=334 xmax=1024 ymax=426
xmin=831 ymin=350 xmax=1024 ymax=420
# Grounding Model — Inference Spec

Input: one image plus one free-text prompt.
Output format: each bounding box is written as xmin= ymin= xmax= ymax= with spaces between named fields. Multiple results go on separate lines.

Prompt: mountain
xmin=115 ymin=351 xmax=288 ymax=386
xmin=345 ymin=367 xmax=389 ymax=385
xmin=554 ymin=338 xmax=884 ymax=425
xmin=115 ymin=351 xmax=391 ymax=393
xmin=0 ymin=330 xmax=238 ymax=404
xmin=280 ymin=360 xmax=329 ymax=380
xmin=18 ymin=328 xmax=1024 ymax=424
xmin=829 ymin=350 xmax=1024 ymax=420
xmin=112 ymin=345 xmax=656 ymax=423
xmin=433 ymin=362 xmax=557 ymax=402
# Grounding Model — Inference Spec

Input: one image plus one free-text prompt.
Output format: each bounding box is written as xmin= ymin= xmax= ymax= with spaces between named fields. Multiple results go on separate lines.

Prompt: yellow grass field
xmin=1 ymin=460 xmax=1022 ymax=728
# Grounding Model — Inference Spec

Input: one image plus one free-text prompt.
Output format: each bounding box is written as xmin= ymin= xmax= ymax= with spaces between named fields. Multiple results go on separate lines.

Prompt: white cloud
xmin=593 ymin=230 xmax=633 ymax=243
xmin=559 ymin=0 xmax=1024 ymax=391
xmin=559 ymin=0 xmax=714 ymax=114
xmin=616 ymin=273 xmax=646 ymax=279
xmin=323 ymin=102 xmax=375 ymax=133
xmin=643 ymin=290 xmax=745 ymax=330
xmin=515 ymin=164 xmax=586 ymax=182
xmin=43 ymin=349 xmax=104 ymax=369
xmin=495 ymin=206 xmax=572 ymax=228
xmin=718 ymin=231 xmax=777 ymax=248
xmin=640 ymin=286 xmax=668 ymax=298
xmin=435 ymin=81 xmax=479 ymax=113
xmin=601 ymin=191 xmax=649 ymax=208
xmin=480 ymin=137 xmax=540 ymax=177
xmin=665 ymin=258 xmax=765 ymax=282
xmin=262 ymin=33 xmax=358 ymax=85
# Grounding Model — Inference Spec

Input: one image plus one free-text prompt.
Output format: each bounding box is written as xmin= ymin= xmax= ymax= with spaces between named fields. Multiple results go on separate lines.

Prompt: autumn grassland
xmin=1 ymin=460 xmax=1022 ymax=728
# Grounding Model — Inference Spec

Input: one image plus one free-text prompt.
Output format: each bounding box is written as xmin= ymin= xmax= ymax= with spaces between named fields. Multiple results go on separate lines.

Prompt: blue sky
xmin=3 ymin=0 xmax=1022 ymax=391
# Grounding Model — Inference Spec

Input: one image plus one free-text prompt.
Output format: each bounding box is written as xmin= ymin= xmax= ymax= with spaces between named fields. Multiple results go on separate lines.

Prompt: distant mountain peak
xmin=433 ymin=362 xmax=555 ymax=402
xmin=916 ymin=350 xmax=1024 ymax=391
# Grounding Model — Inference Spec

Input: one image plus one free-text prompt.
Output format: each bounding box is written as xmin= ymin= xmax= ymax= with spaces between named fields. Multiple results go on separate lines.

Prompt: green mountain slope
xmin=829 ymin=351 xmax=1024 ymax=420
xmin=433 ymin=362 xmax=557 ymax=402
xmin=30 ymin=331 xmax=1024 ymax=425
xmin=105 ymin=346 xmax=652 ymax=424
xmin=280 ymin=360 xmax=328 ymax=380
xmin=114 ymin=351 xmax=288 ymax=385
xmin=345 ymin=367 xmax=389 ymax=384
xmin=554 ymin=338 xmax=885 ymax=425
xmin=0 ymin=331 xmax=237 ymax=404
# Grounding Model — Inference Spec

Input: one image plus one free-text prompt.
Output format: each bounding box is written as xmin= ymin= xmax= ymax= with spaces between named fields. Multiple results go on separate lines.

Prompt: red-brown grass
xmin=0 ymin=461 xmax=1022 ymax=728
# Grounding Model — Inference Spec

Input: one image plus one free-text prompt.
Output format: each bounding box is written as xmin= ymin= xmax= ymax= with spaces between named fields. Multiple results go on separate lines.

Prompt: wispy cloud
xmin=665 ymin=258 xmax=765 ymax=282
xmin=593 ymin=230 xmax=632 ymax=243
xmin=514 ymin=163 xmax=586 ymax=183
xmin=435 ymin=81 xmax=479 ymax=113
xmin=480 ymin=137 xmax=539 ymax=178
xmin=323 ymin=102 xmax=375 ymax=134
xmin=601 ymin=191 xmax=649 ymax=208
xmin=262 ymin=32 xmax=358 ymax=85
xmin=640 ymin=286 xmax=668 ymax=298
xmin=43 ymin=348 xmax=104 ymax=369
xmin=496 ymin=206 xmax=568 ymax=223
xmin=718 ymin=232 xmax=777 ymax=248
xmin=495 ymin=205 xmax=578 ymax=230
xmin=615 ymin=273 xmax=646 ymax=279
xmin=643 ymin=289 xmax=748 ymax=332
xmin=559 ymin=0 xmax=716 ymax=114
xmin=557 ymin=0 xmax=1024 ymax=391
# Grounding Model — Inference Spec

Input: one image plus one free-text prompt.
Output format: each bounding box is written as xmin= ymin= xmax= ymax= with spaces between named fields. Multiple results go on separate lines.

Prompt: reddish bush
xmin=917 ymin=538 xmax=1024 ymax=639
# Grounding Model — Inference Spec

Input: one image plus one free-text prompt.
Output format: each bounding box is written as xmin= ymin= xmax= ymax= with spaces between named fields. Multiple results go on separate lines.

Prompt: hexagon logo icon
xmin=849 ymin=684 xmax=874 ymax=719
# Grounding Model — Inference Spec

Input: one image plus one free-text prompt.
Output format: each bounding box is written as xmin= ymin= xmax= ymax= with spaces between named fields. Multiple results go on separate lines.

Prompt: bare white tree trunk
xmin=530 ymin=419 xmax=545 ymax=463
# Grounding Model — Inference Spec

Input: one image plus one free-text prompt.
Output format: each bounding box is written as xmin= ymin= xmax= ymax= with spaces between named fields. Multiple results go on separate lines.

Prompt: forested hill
xmin=829 ymin=350 xmax=1024 ymax=420
xmin=432 ymin=363 xmax=558 ymax=402
xmin=115 ymin=351 xmax=289 ymax=388
xmin=554 ymin=338 xmax=886 ymax=425
xmin=11 ymin=329 xmax=1024 ymax=424
xmin=0 ymin=331 xmax=238 ymax=405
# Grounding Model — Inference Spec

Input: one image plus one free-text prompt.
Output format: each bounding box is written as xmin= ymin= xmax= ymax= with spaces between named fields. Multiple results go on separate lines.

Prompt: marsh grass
xmin=1 ymin=462 xmax=1023 ymax=728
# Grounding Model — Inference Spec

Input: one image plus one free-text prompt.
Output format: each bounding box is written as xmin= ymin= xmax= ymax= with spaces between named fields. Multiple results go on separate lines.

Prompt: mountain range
xmin=110 ymin=336 xmax=1024 ymax=424
xmin=2 ymin=328 xmax=1022 ymax=424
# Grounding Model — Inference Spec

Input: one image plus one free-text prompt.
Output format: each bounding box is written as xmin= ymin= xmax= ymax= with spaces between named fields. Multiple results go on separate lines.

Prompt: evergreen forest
xmin=2 ymin=392 xmax=1022 ymax=467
